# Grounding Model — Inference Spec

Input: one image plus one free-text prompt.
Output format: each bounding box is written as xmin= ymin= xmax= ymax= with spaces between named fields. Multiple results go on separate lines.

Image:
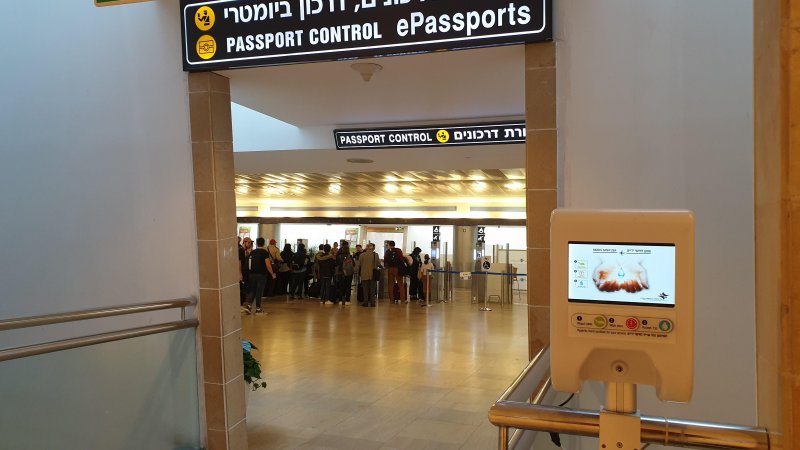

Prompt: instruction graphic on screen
xmin=568 ymin=242 xmax=675 ymax=307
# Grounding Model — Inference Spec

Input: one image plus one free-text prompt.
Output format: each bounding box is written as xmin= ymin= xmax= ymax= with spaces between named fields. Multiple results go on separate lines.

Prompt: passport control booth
xmin=550 ymin=210 xmax=695 ymax=450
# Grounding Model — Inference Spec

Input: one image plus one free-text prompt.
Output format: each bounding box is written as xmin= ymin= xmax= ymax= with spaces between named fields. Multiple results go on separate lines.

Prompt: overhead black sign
xmin=335 ymin=121 xmax=526 ymax=149
xmin=477 ymin=226 xmax=486 ymax=243
xmin=181 ymin=0 xmax=552 ymax=71
xmin=433 ymin=226 xmax=440 ymax=241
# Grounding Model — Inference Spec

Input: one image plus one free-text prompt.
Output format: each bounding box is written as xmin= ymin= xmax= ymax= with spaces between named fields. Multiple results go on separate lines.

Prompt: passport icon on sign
xmin=198 ymin=40 xmax=215 ymax=55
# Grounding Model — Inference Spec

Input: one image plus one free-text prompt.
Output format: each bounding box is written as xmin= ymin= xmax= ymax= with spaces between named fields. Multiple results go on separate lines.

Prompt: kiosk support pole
xmin=599 ymin=382 xmax=641 ymax=450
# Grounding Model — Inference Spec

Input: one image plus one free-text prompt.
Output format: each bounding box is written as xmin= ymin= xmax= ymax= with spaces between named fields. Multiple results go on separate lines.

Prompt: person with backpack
xmin=384 ymin=240 xmax=407 ymax=304
xmin=289 ymin=243 xmax=310 ymax=299
xmin=335 ymin=242 xmax=355 ymax=306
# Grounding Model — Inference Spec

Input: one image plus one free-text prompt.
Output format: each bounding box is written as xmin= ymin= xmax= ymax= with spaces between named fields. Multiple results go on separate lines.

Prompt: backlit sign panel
xmin=181 ymin=0 xmax=552 ymax=71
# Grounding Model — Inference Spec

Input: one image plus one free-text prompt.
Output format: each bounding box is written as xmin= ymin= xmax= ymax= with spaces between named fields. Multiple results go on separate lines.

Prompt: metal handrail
xmin=0 ymin=298 xmax=196 ymax=363
xmin=0 ymin=320 xmax=198 ymax=363
xmin=492 ymin=346 xmax=553 ymax=450
xmin=0 ymin=298 xmax=194 ymax=331
xmin=489 ymin=347 xmax=771 ymax=450
xmin=489 ymin=402 xmax=770 ymax=450
xmin=497 ymin=346 xmax=550 ymax=403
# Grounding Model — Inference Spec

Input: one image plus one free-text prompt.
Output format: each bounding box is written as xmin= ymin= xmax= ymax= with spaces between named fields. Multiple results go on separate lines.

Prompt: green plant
xmin=242 ymin=340 xmax=267 ymax=391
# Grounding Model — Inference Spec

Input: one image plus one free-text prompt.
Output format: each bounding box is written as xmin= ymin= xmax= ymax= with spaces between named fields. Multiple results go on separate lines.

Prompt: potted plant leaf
xmin=242 ymin=340 xmax=267 ymax=391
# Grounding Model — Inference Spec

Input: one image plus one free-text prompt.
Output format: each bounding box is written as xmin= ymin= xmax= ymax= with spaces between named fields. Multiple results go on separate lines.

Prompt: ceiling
xmin=224 ymin=45 xmax=528 ymax=217
xmin=235 ymin=169 xmax=527 ymax=220
xmin=235 ymin=168 xmax=526 ymax=203
xmin=219 ymin=44 xmax=525 ymax=127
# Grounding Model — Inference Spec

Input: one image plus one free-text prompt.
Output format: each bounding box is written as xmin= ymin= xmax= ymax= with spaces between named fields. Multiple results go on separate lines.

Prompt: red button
xmin=625 ymin=318 xmax=639 ymax=330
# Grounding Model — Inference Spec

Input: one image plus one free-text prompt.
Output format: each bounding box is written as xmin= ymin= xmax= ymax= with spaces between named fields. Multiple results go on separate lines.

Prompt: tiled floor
xmin=242 ymin=291 xmax=529 ymax=449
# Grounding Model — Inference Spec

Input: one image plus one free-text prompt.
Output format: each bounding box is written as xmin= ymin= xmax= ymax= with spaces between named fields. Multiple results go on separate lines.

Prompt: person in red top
xmin=383 ymin=240 xmax=407 ymax=304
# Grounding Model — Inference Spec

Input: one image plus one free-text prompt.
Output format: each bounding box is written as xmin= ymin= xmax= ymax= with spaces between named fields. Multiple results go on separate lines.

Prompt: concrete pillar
xmin=754 ymin=0 xmax=800 ymax=446
xmin=525 ymin=42 xmax=558 ymax=358
xmin=453 ymin=226 xmax=477 ymax=288
xmin=188 ymin=72 xmax=247 ymax=450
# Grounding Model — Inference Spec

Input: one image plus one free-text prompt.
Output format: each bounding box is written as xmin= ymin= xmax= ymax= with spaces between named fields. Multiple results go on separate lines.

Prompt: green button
xmin=593 ymin=316 xmax=607 ymax=328
xmin=658 ymin=320 xmax=672 ymax=332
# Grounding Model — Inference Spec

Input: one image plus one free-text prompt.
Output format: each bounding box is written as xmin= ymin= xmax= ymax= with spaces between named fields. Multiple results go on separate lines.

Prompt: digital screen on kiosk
xmin=568 ymin=242 xmax=676 ymax=307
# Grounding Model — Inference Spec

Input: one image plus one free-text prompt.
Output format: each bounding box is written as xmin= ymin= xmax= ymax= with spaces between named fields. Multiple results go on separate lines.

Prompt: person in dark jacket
xmin=335 ymin=242 xmax=355 ymax=305
xmin=316 ymin=244 xmax=336 ymax=304
xmin=277 ymin=243 xmax=294 ymax=295
xmin=245 ymin=237 xmax=276 ymax=315
xmin=408 ymin=247 xmax=422 ymax=300
xmin=289 ymin=243 xmax=309 ymax=299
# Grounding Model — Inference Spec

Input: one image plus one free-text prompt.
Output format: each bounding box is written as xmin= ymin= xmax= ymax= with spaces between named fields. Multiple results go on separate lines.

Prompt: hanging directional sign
xmin=477 ymin=226 xmax=486 ymax=243
xmin=181 ymin=0 xmax=552 ymax=71
xmin=433 ymin=226 xmax=441 ymax=242
xmin=335 ymin=121 xmax=526 ymax=150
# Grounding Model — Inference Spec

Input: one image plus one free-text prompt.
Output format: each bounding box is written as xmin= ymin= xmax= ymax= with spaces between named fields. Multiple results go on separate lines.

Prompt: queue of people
xmin=238 ymin=237 xmax=435 ymax=314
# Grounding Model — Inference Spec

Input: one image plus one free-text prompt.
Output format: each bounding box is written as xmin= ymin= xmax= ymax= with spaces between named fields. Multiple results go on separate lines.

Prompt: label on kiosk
xmin=550 ymin=210 xmax=694 ymax=402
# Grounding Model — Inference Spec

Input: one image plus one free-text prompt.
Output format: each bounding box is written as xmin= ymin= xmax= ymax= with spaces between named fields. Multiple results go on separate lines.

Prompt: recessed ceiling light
xmin=346 ymin=158 xmax=374 ymax=164
xmin=384 ymin=183 xmax=399 ymax=193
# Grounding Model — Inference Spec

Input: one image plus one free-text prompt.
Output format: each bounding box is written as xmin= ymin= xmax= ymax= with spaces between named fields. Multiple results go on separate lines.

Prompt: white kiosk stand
xmin=550 ymin=210 xmax=694 ymax=450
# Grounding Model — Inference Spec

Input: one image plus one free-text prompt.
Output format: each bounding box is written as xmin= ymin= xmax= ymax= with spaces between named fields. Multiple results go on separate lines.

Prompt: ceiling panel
xmin=235 ymin=169 xmax=527 ymax=205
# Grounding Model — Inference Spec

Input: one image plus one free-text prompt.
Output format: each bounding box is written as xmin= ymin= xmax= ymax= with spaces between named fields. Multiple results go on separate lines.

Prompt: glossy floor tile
xmin=242 ymin=291 xmax=528 ymax=449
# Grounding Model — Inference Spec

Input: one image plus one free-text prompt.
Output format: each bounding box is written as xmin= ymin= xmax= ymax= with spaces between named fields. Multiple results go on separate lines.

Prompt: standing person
xmin=419 ymin=254 xmax=435 ymax=303
xmin=313 ymin=244 xmax=325 ymax=282
xmin=266 ymin=239 xmax=283 ymax=296
xmin=353 ymin=244 xmax=364 ymax=261
xmin=239 ymin=237 xmax=253 ymax=308
xmin=289 ymin=243 xmax=310 ymax=299
xmin=384 ymin=240 xmax=407 ymax=304
xmin=316 ymin=244 xmax=336 ymax=305
xmin=356 ymin=243 xmax=381 ymax=307
xmin=329 ymin=243 xmax=341 ymax=303
xmin=353 ymin=244 xmax=364 ymax=304
xmin=277 ymin=243 xmax=294 ymax=295
xmin=408 ymin=247 xmax=422 ymax=301
xmin=245 ymin=237 xmax=276 ymax=315
xmin=336 ymin=242 xmax=355 ymax=306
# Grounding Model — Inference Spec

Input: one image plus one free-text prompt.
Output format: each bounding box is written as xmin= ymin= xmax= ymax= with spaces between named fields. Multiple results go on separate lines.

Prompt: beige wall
xmin=524 ymin=42 xmax=557 ymax=357
xmin=189 ymin=72 xmax=248 ymax=450
xmin=754 ymin=0 xmax=799 ymax=447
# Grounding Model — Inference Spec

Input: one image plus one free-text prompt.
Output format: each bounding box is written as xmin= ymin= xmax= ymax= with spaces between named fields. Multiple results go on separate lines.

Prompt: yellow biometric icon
xmin=436 ymin=129 xmax=450 ymax=143
xmin=196 ymin=35 xmax=217 ymax=60
xmin=195 ymin=6 xmax=215 ymax=31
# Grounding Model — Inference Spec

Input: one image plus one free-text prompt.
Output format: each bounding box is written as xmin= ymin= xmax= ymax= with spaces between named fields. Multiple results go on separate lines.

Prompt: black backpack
xmin=291 ymin=253 xmax=307 ymax=271
xmin=386 ymin=249 xmax=398 ymax=266
xmin=398 ymin=255 xmax=410 ymax=276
